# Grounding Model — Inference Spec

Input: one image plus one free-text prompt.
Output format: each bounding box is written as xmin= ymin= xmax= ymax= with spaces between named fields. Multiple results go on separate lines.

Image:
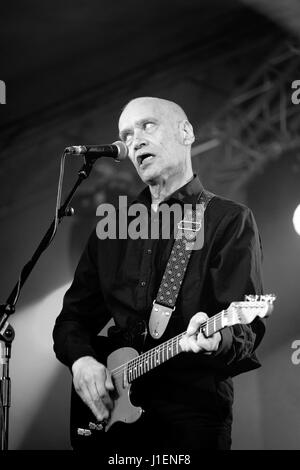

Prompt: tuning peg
xmin=244 ymin=295 xmax=257 ymax=301
xmin=244 ymin=294 xmax=276 ymax=303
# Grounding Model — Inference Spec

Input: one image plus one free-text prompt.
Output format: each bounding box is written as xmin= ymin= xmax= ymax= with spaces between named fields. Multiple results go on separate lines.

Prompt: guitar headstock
xmin=225 ymin=294 xmax=276 ymax=327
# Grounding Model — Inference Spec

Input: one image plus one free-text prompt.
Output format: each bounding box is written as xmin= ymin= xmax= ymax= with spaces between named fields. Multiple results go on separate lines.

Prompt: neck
xmin=149 ymin=168 xmax=194 ymax=206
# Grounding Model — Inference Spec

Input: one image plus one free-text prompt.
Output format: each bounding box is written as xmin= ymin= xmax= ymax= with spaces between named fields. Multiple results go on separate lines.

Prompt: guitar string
xmin=110 ymin=311 xmax=224 ymax=377
xmin=109 ymin=301 xmax=270 ymax=379
xmin=110 ymin=310 xmax=226 ymax=378
xmin=110 ymin=332 xmax=185 ymax=380
xmin=111 ymin=301 xmax=268 ymax=379
xmin=110 ymin=310 xmax=225 ymax=379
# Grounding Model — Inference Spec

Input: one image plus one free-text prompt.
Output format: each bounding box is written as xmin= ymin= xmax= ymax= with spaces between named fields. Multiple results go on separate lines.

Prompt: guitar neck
xmin=118 ymin=309 xmax=226 ymax=383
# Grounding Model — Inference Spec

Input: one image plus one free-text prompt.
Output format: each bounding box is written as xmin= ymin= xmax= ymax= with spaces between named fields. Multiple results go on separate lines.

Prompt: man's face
xmin=118 ymin=99 xmax=187 ymax=184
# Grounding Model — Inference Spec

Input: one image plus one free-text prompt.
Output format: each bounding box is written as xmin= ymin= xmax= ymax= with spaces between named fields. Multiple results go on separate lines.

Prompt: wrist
xmin=71 ymin=355 xmax=98 ymax=374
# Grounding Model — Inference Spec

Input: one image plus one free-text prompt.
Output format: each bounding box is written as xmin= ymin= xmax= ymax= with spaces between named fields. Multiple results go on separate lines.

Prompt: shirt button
xmin=140 ymin=281 xmax=146 ymax=287
xmin=147 ymin=249 xmax=152 ymax=255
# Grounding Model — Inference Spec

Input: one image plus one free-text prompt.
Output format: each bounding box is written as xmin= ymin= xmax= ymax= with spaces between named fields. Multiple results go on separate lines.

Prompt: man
xmin=53 ymin=97 xmax=265 ymax=451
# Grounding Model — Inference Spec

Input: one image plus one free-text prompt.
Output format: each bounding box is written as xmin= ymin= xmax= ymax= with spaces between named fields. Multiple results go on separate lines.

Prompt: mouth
xmin=136 ymin=153 xmax=155 ymax=168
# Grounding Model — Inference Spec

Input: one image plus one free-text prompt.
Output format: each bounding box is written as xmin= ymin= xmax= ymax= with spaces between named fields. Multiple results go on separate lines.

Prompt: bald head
xmin=118 ymin=96 xmax=194 ymax=185
xmin=122 ymin=97 xmax=188 ymax=124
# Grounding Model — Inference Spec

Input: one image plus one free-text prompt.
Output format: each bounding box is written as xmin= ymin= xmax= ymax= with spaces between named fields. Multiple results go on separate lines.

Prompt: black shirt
xmin=53 ymin=175 xmax=264 ymax=421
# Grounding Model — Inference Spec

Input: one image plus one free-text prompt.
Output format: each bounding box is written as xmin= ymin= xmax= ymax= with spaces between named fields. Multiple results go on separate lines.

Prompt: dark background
xmin=1 ymin=0 xmax=300 ymax=449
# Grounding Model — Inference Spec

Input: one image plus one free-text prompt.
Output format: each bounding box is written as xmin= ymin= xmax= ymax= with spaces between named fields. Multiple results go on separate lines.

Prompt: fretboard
xmin=120 ymin=309 xmax=226 ymax=383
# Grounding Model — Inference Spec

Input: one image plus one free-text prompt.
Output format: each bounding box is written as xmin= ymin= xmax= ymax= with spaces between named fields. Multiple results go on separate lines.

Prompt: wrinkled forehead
xmin=118 ymin=99 xmax=164 ymax=131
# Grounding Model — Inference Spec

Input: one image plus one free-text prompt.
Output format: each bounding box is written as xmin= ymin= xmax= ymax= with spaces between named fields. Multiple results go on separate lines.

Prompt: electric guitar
xmin=71 ymin=294 xmax=275 ymax=441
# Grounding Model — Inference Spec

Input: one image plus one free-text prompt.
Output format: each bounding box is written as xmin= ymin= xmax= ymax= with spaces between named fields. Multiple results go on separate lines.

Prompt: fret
xmin=129 ymin=324 xmax=222 ymax=382
xmin=205 ymin=320 xmax=209 ymax=337
xmin=114 ymin=297 xmax=274 ymax=388
xmin=157 ymin=348 xmax=161 ymax=366
xmin=145 ymin=354 xmax=149 ymax=373
xmin=217 ymin=313 xmax=223 ymax=331
xmin=156 ymin=348 xmax=160 ymax=366
xmin=138 ymin=360 xmax=142 ymax=377
xmin=139 ymin=359 xmax=142 ymax=377
xmin=134 ymin=362 xmax=138 ymax=379
xmin=215 ymin=315 xmax=219 ymax=332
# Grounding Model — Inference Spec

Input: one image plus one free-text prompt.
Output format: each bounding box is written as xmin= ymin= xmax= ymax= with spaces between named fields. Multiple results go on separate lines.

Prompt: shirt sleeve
xmin=209 ymin=205 xmax=265 ymax=368
xmin=52 ymin=230 xmax=111 ymax=368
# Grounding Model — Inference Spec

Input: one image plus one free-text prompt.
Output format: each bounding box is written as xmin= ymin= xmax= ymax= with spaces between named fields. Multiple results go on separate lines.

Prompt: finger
xmin=76 ymin=384 xmax=109 ymax=422
xmin=102 ymin=394 xmax=114 ymax=411
xmin=186 ymin=312 xmax=208 ymax=336
xmin=88 ymin=399 xmax=109 ymax=422
xmin=94 ymin=381 xmax=114 ymax=411
xmin=179 ymin=334 xmax=202 ymax=353
xmin=179 ymin=335 xmax=188 ymax=351
xmin=196 ymin=331 xmax=220 ymax=352
xmin=88 ymin=381 xmax=102 ymax=402
xmin=187 ymin=335 xmax=202 ymax=353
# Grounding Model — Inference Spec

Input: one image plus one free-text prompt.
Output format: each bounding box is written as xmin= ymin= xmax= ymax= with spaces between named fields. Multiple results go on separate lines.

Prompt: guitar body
xmin=70 ymin=347 xmax=143 ymax=445
xmin=70 ymin=295 xmax=275 ymax=446
xmin=106 ymin=347 xmax=143 ymax=430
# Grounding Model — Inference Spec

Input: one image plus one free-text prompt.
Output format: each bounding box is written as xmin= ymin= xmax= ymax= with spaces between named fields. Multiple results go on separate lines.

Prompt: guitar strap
xmin=149 ymin=189 xmax=214 ymax=339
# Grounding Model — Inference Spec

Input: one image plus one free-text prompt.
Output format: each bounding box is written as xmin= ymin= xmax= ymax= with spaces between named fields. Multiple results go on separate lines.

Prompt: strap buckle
xmin=177 ymin=219 xmax=202 ymax=232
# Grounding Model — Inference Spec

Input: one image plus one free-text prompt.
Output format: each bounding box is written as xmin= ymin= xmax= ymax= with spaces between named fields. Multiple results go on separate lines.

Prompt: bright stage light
xmin=293 ymin=204 xmax=300 ymax=236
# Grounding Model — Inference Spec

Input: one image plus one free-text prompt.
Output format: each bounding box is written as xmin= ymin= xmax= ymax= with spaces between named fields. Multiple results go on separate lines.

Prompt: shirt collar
xmin=134 ymin=174 xmax=204 ymax=207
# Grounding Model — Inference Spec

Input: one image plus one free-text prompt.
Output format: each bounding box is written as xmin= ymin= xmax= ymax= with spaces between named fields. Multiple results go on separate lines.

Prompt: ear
xmin=179 ymin=120 xmax=195 ymax=146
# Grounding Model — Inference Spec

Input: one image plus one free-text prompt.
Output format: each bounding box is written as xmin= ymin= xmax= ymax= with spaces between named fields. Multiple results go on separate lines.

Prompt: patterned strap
xmin=149 ymin=190 xmax=214 ymax=339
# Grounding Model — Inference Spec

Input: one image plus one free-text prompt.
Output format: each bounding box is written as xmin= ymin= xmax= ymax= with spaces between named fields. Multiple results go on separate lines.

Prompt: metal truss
xmin=192 ymin=40 xmax=300 ymax=191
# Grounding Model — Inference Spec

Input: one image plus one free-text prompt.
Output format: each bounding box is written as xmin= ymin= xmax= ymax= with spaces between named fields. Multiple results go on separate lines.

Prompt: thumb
xmin=105 ymin=370 xmax=114 ymax=391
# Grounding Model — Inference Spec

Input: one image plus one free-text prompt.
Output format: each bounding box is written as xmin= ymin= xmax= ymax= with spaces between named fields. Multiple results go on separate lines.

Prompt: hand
xmin=179 ymin=311 xmax=221 ymax=354
xmin=72 ymin=356 xmax=114 ymax=422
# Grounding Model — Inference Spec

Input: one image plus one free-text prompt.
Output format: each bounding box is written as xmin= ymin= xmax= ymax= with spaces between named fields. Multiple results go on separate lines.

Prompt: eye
xmin=122 ymin=132 xmax=133 ymax=145
xmin=144 ymin=122 xmax=156 ymax=132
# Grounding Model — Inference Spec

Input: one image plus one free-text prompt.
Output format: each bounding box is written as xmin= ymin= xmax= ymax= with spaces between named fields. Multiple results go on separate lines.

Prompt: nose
xmin=134 ymin=140 xmax=146 ymax=151
xmin=133 ymin=129 xmax=147 ymax=151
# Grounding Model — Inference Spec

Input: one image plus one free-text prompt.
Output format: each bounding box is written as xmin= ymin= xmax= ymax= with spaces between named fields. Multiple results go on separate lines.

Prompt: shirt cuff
xmin=215 ymin=327 xmax=233 ymax=357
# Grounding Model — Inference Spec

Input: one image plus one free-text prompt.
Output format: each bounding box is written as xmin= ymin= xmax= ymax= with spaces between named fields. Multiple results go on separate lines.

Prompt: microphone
xmin=64 ymin=140 xmax=128 ymax=161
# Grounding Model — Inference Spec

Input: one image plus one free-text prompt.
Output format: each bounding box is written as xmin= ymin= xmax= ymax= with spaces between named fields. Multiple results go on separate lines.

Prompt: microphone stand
xmin=0 ymin=157 xmax=96 ymax=450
